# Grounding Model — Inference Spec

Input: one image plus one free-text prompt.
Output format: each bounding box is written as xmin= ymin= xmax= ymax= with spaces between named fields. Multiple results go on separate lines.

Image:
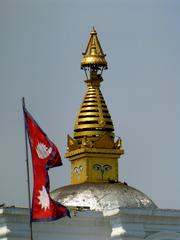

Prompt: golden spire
xmin=81 ymin=26 xmax=107 ymax=69
xmin=65 ymin=28 xmax=124 ymax=184
xmin=74 ymin=27 xmax=113 ymax=145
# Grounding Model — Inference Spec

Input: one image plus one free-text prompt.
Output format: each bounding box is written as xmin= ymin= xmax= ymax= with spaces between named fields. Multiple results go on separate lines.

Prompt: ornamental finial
xmin=81 ymin=27 xmax=107 ymax=78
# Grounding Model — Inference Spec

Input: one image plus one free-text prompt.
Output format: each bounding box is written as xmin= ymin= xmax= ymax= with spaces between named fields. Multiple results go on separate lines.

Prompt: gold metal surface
xmin=81 ymin=27 xmax=107 ymax=68
xmin=74 ymin=82 xmax=114 ymax=144
xmin=66 ymin=28 xmax=124 ymax=184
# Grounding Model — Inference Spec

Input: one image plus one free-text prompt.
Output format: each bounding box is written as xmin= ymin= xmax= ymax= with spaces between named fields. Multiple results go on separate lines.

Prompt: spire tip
xmin=91 ymin=26 xmax=97 ymax=34
xmin=81 ymin=27 xmax=107 ymax=71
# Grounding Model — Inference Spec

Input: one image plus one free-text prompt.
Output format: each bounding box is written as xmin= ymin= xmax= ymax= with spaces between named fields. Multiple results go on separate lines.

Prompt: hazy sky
xmin=0 ymin=0 xmax=180 ymax=209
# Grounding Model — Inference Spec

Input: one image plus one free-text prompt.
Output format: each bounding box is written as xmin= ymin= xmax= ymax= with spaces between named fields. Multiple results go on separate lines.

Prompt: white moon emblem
xmin=36 ymin=143 xmax=52 ymax=159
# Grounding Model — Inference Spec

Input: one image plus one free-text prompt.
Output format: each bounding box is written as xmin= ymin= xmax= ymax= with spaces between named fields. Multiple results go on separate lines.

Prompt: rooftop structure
xmin=51 ymin=28 xmax=157 ymax=210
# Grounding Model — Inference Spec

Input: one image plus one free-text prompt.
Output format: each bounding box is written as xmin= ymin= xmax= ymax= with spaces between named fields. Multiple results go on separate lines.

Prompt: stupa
xmin=51 ymin=27 xmax=157 ymax=211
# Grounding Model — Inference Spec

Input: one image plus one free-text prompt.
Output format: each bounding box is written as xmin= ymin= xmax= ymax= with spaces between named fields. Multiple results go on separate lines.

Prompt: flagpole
xmin=22 ymin=97 xmax=33 ymax=240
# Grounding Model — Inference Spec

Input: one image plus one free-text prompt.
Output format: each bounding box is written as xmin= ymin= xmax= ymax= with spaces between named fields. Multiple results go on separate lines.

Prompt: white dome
xmin=51 ymin=182 xmax=157 ymax=211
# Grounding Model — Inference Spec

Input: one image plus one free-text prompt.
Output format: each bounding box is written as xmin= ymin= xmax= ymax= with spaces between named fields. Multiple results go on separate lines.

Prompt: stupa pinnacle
xmin=81 ymin=26 xmax=107 ymax=70
xmin=65 ymin=27 xmax=124 ymax=184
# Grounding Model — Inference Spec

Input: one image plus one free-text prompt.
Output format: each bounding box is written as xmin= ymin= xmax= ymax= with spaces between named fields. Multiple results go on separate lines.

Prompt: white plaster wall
xmin=1 ymin=207 xmax=180 ymax=240
xmin=0 ymin=208 xmax=30 ymax=240
xmin=145 ymin=232 xmax=180 ymax=240
xmin=107 ymin=208 xmax=180 ymax=240
xmin=32 ymin=212 xmax=112 ymax=240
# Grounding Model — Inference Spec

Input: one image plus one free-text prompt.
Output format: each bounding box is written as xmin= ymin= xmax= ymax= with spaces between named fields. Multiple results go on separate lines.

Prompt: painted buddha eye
xmin=93 ymin=164 xmax=112 ymax=180
xmin=93 ymin=164 xmax=101 ymax=171
xmin=103 ymin=165 xmax=112 ymax=171
xmin=93 ymin=164 xmax=112 ymax=171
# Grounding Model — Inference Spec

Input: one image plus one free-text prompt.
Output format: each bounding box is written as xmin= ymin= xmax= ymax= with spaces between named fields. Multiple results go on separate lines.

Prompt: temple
xmin=0 ymin=28 xmax=180 ymax=240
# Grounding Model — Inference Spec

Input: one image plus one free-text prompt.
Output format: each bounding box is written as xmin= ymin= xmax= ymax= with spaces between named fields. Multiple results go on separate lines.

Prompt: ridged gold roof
xmin=74 ymin=77 xmax=114 ymax=145
xmin=81 ymin=27 xmax=107 ymax=68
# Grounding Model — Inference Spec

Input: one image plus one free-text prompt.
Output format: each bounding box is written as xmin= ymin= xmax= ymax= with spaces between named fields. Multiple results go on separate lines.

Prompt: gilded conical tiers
xmin=74 ymin=78 xmax=114 ymax=145
xmin=66 ymin=28 xmax=124 ymax=185
xmin=75 ymin=28 xmax=113 ymax=145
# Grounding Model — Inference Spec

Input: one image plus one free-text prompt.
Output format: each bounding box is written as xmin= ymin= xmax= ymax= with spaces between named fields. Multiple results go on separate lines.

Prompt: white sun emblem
xmin=36 ymin=142 xmax=52 ymax=159
xmin=38 ymin=186 xmax=50 ymax=211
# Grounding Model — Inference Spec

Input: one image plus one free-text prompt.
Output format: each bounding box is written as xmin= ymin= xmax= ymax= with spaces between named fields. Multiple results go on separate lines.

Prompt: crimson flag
xmin=23 ymin=107 xmax=70 ymax=222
